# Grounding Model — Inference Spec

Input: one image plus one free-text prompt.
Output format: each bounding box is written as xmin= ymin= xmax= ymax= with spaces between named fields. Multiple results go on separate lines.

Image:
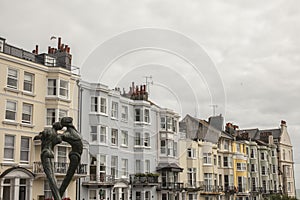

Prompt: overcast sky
xmin=1 ymin=0 xmax=300 ymax=187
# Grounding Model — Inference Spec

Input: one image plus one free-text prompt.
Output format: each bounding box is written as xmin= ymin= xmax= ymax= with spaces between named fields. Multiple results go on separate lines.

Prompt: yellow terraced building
xmin=0 ymin=37 xmax=86 ymax=200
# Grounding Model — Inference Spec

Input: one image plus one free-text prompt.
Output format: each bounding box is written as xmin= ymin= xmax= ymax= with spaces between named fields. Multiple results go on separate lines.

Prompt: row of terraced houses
xmin=0 ymin=37 xmax=296 ymax=200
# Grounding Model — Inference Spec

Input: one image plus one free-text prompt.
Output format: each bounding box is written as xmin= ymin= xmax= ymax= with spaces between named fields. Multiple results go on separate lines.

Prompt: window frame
xmin=90 ymin=126 xmax=98 ymax=142
xmin=145 ymin=160 xmax=150 ymax=173
xmin=23 ymin=72 xmax=34 ymax=93
xmin=90 ymin=96 xmax=98 ymax=112
xmin=4 ymin=135 xmax=15 ymax=161
xmin=135 ymin=108 xmax=141 ymax=122
xmin=100 ymin=126 xmax=107 ymax=144
xmin=203 ymin=153 xmax=212 ymax=165
xmin=121 ymin=159 xmax=128 ymax=177
xmin=22 ymin=103 xmax=33 ymax=124
xmin=5 ymin=100 xmax=17 ymax=121
xmin=144 ymin=132 xmax=150 ymax=147
xmin=7 ymin=68 xmax=18 ymax=89
xmin=135 ymin=160 xmax=141 ymax=173
xmin=47 ymin=78 xmax=69 ymax=99
xmin=59 ymin=79 xmax=69 ymax=99
xmin=46 ymin=108 xmax=68 ymax=126
xmin=111 ymin=128 xmax=118 ymax=146
xmin=187 ymin=148 xmax=196 ymax=159
xmin=100 ymin=97 xmax=107 ymax=114
xmin=160 ymin=140 xmax=166 ymax=154
xmin=187 ymin=168 xmax=197 ymax=187
xmin=121 ymin=130 xmax=128 ymax=146
xmin=144 ymin=108 xmax=150 ymax=123
xmin=111 ymin=156 xmax=118 ymax=178
xmin=20 ymin=137 xmax=30 ymax=164
xmin=111 ymin=101 xmax=118 ymax=119
xmin=135 ymin=132 xmax=142 ymax=146
xmin=121 ymin=105 xmax=128 ymax=121
xmin=47 ymin=79 xmax=57 ymax=96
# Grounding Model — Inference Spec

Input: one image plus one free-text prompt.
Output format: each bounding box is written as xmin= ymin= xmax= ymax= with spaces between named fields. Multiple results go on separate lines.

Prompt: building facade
xmin=79 ymin=81 xmax=183 ymax=200
xmin=0 ymin=37 xmax=87 ymax=200
xmin=178 ymin=115 xmax=296 ymax=200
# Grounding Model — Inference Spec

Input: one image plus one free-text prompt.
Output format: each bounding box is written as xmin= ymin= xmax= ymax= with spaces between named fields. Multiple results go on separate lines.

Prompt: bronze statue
xmin=34 ymin=117 xmax=83 ymax=200
xmin=59 ymin=117 xmax=83 ymax=197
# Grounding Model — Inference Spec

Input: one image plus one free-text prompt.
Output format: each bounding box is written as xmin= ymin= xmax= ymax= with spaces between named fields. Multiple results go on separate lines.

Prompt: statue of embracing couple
xmin=34 ymin=117 xmax=83 ymax=200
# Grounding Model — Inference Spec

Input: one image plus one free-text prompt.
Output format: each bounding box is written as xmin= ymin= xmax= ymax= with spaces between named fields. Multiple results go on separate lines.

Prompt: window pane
xmin=135 ymin=109 xmax=141 ymax=121
xmin=4 ymin=135 xmax=15 ymax=159
xmin=91 ymin=97 xmax=98 ymax=112
xmin=7 ymin=68 xmax=18 ymax=89
xmin=24 ymin=72 xmax=33 ymax=92
xmin=5 ymin=101 xmax=17 ymax=121
xmin=22 ymin=103 xmax=32 ymax=123
xmin=47 ymin=109 xmax=56 ymax=125
xmin=21 ymin=137 xmax=30 ymax=162
xmin=100 ymin=98 xmax=107 ymax=113
xmin=59 ymin=110 xmax=67 ymax=121
xmin=59 ymin=80 xmax=68 ymax=98
xmin=48 ymin=79 xmax=56 ymax=95
xmin=58 ymin=146 xmax=67 ymax=163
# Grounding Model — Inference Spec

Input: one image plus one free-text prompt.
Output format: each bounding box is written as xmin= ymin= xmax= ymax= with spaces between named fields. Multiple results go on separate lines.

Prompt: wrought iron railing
xmin=130 ymin=175 xmax=159 ymax=185
xmin=83 ymin=174 xmax=115 ymax=183
xmin=157 ymin=182 xmax=184 ymax=190
xmin=33 ymin=162 xmax=87 ymax=175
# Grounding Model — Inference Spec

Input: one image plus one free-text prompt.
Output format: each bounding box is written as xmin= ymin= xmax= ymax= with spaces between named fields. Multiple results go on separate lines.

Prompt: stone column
xmin=13 ymin=178 xmax=20 ymax=200
xmin=0 ymin=179 xmax=4 ymax=200
xmin=28 ymin=179 xmax=33 ymax=200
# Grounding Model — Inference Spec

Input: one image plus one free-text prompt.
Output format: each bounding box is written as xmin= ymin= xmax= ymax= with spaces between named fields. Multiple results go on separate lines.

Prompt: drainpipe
xmin=76 ymin=79 xmax=83 ymax=200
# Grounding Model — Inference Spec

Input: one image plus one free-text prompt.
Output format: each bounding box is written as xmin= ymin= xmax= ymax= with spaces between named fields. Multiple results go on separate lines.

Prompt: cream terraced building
xmin=178 ymin=115 xmax=296 ymax=200
xmin=0 ymin=37 xmax=87 ymax=200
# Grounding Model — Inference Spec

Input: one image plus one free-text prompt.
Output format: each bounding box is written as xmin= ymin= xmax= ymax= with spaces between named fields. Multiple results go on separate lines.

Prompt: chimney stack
xmin=35 ymin=45 xmax=39 ymax=54
xmin=58 ymin=37 xmax=61 ymax=49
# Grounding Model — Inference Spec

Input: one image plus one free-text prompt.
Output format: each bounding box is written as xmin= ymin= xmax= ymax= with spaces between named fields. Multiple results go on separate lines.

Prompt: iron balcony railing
xmin=157 ymin=182 xmax=184 ymax=191
xmin=33 ymin=162 xmax=87 ymax=175
xmin=82 ymin=174 xmax=115 ymax=184
xmin=130 ymin=175 xmax=159 ymax=185
xmin=251 ymin=187 xmax=282 ymax=194
xmin=200 ymin=185 xmax=224 ymax=193
xmin=224 ymin=186 xmax=237 ymax=193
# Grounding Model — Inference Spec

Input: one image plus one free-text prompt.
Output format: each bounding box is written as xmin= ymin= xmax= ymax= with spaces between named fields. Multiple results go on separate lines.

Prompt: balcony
xmin=224 ymin=186 xmax=237 ymax=194
xmin=82 ymin=174 xmax=115 ymax=186
xmin=33 ymin=162 xmax=87 ymax=177
xmin=200 ymin=185 xmax=224 ymax=194
xmin=130 ymin=174 xmax=159 ymax=186
xmin=157 ymin=182 xmax=184 ymax=191
xmin=251 ymin=187 xmax=282 ymax=195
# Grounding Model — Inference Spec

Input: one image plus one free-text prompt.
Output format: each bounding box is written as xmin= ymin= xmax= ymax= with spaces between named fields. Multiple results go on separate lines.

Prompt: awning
xmin=156 ymin=163 xmax=183 ymax=172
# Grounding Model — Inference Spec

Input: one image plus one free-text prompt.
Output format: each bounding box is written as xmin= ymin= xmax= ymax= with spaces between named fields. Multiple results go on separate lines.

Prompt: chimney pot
xmin=35 ymin=45 xmax=39 ymax=54
xmin=58 ymin=37 xmax=61 ymax=49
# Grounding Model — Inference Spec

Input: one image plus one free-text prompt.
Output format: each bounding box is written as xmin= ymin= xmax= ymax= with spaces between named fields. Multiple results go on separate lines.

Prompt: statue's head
xmin=61 ymin=117 xmax=73 ymax=127
xmin=53 ymin=122 xmax=62 ymax=131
